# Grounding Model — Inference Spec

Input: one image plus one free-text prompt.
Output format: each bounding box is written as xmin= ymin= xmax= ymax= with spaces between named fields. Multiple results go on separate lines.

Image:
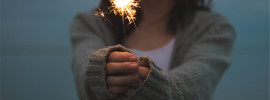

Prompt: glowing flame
xmin=110 ymin=0 xmax=140 ymax=24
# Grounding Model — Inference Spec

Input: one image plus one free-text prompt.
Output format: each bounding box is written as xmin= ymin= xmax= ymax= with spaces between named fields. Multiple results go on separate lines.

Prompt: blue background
xmin=1 ymin=0 xmax=269 ymax=100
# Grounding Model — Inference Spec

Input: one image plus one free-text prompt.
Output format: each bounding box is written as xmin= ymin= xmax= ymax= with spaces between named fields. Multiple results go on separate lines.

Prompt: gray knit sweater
xmin=70 ymin=10 xmax=236 ymax=100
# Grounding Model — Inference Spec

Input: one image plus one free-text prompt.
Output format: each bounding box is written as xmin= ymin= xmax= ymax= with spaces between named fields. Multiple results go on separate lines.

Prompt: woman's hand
xmin=106 ymin=51 xmax=139 ymax=95
xmin=106 ymin=51 xmax=150 ymax=97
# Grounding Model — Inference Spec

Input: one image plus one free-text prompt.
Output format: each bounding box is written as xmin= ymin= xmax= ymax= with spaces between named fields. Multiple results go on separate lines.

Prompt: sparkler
xmin=110 ymin=0 xmax=140 ymax=24
xmin=95 ymin=0 xmax=141 ymax=43
xmin=95 ymin=0 xmax=140 ymax=24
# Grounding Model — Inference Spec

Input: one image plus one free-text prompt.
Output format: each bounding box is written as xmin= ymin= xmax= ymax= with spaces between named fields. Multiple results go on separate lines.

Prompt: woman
xmin=70 ymin=0 xmax=236 ymax=99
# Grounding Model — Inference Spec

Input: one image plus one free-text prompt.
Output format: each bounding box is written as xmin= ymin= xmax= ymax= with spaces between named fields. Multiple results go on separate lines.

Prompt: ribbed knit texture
xmin=70 ymin=9 xmax=236 ymax=100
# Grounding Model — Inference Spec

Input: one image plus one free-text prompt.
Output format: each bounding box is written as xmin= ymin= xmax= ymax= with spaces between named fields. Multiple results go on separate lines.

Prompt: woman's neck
xmin=141 ymin=0 xmax=173 ymax=24
xmin=126 ymin=0 xmax=175 ymax=50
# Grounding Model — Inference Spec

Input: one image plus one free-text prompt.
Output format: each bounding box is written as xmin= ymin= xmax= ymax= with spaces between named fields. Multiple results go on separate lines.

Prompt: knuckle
xmin=124 ymin=52 xmax=134 ymax=57
xmin=128 ymin=55 xmax=137 ymax=62
xmin=128 ymin=63 xmax=139 ymax=71
xmin=127 ymin=53 xmax=134 ymax=57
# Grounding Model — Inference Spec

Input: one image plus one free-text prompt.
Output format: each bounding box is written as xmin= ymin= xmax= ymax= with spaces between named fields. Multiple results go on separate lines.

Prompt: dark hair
xmin=98 ymin=0 xmax=212 ymax=44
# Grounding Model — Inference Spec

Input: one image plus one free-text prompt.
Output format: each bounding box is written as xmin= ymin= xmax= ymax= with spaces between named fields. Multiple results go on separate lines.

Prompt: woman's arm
xmin=167 ymin=16 xmax=236 ymax=100
xmin=71 ymin=11 xmax=150 ymax=100
xmin=70 ymin=11 xmax=112 ymax=100
xmin=125 ymin=12 xmax=236 ymax=100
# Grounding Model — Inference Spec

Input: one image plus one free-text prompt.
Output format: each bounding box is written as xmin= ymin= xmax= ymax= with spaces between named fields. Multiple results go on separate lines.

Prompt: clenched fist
xmin=106 ymin=51 xmax=150 ymax=97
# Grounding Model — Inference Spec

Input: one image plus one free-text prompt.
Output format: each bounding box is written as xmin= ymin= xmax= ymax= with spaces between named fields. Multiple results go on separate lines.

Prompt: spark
xmin=95 ymin=10 xmax=105 ymax=18
xmin=95 ymin=8 xmax=110 ymax=22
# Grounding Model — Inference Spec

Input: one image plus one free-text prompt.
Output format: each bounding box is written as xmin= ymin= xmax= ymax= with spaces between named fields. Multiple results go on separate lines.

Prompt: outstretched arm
xmin=127 ymin=12 xmax=236 ymax=100
xmin=70 ymin=11 xmax=110 ymax=100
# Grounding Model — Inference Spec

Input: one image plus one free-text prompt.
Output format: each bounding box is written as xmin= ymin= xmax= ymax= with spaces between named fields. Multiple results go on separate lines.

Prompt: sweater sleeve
xmin=70 ymin=11 xmax=114 ymax=100
xmin=126 ymin=13 xmax=236 ymax=100
xmin=167 ymin=16 xmax=236 ymax=100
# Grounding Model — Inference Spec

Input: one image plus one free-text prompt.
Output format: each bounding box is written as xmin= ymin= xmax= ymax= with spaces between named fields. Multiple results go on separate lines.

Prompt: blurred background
xmin=1 ymin=0 xmax=269 ymax=100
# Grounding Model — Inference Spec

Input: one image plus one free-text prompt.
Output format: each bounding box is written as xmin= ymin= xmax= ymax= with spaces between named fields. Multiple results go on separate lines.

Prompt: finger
xmin=123 ymin=88 xmax=135 ymax=97
xmin=138 ymin=67 xmax=150 ymax=79
xmin=106 ymin=62 xmax=139 ymax=74
xmin=107 ymin=86 xmax=129 ymax=94
xmin=108 ymin=52 xmax=137 ymax=62
xmin=106 ymin=74 xmax=140 ymax=86
xmin=129 ymin=78 xmax=143 ymax=88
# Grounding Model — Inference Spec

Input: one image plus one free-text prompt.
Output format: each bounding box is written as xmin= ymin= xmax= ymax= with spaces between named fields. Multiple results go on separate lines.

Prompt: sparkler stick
xmin=110 ymin=0 xmax=140 ymax=43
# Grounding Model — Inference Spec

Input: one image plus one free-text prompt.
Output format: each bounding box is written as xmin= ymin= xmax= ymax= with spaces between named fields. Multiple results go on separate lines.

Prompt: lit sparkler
xmin=95 ymin=0 xmax=141 ymax=43
xmin=109 ymin=0 xmax=140 ymax=24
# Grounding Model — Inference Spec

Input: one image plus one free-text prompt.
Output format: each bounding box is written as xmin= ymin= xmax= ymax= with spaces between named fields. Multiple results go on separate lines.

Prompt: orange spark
xmin=95 ymin=8 xmax=110 ymax=22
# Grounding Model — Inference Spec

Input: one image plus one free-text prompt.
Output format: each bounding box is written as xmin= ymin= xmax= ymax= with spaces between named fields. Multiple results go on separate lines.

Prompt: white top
xmin=130 ymin=39 xmax=175 ymax=72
